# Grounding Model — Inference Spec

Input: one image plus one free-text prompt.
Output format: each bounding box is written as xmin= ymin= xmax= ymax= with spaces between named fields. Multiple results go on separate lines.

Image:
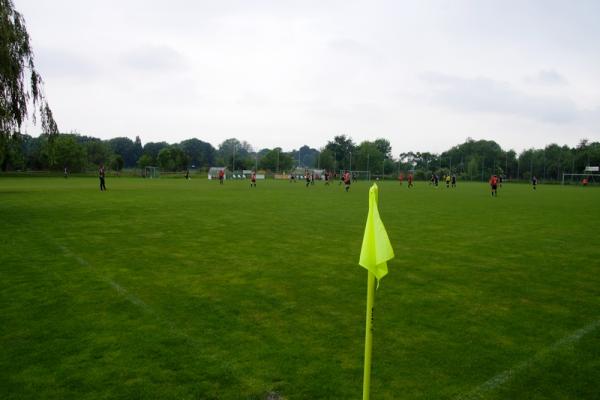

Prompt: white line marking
xmin=57 ymin=244 xmax=160 ymax=320
xmin=457 ymin=317 xmax=600 ymax=399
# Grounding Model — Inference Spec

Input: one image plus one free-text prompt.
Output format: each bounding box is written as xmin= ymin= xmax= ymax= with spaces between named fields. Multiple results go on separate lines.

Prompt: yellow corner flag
xmin=359 ymin=183 xmax=394 ymax=400
xmin=359 ymin=183 xmax=395 ymax=281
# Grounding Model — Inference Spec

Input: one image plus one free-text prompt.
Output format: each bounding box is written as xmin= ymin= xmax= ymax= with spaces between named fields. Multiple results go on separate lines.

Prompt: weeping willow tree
xmin=1 ymin=0 xmax=58 ymax=168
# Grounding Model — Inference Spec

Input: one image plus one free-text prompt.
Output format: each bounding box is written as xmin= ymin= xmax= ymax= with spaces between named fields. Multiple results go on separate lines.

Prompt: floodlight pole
xmin=530 ymin=157 xmax=533 ymax=179
xmin=543 ymin=151 xmax=546 ymax=180
xmin=481 ymin=157 xmax=484 ymax=181
xmin=232 ymin=144 xmax=236 ymax=173
xmin=349 ymin=151 xmax=352 ymax=171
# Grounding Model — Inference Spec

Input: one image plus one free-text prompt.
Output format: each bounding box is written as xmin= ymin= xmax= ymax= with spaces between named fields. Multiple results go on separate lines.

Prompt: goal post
xmin=144 ymin=166 xmax=160 ymax=179
xmin=562 ymin=172 xmax=600 ymax=185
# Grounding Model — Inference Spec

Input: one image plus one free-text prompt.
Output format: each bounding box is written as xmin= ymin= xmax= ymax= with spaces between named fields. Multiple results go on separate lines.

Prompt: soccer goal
xmin=562 ymin=166 xmax=600 ymax=185
xmin=145 ymin=166 xmax=160 ymax=179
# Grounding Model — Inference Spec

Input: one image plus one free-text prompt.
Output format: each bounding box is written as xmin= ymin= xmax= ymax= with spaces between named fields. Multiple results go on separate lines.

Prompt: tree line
xmin=1 ymin=132 xmax=599 ymax=181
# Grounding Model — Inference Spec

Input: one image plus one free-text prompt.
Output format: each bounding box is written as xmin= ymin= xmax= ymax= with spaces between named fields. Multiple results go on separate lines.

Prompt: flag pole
xmin=362 ymin=271 xmax=376 ymax=400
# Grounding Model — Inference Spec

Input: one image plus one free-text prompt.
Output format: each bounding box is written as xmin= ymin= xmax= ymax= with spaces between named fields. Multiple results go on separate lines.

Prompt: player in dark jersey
xmin=250 ymin=171 xmax=257 ymax=188
xmin=532 ymin=176 xmax=537 ymax=190
xmin=99 ymin=164 xmax=107 ymax=191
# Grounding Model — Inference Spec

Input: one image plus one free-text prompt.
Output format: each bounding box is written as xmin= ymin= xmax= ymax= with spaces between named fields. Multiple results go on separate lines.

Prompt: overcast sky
xmin=16 ymin=0 xmax=600 ymax=154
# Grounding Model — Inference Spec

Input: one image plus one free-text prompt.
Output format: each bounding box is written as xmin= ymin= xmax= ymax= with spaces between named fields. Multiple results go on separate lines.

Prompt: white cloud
xmin=525 ymin=69 xmax=568 ymax=86
xmin=421 ymin=71 xmax=580 ymax=124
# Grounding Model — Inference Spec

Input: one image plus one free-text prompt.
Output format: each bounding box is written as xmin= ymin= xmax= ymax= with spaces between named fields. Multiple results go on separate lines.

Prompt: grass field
xmin=1 ymin=177 xmax=599 ymax=400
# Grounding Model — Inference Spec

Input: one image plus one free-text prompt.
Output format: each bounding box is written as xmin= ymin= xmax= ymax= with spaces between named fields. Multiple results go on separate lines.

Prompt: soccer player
xmin=185 ymin=169 xmax=190 ymax=180
xmin=218 ymin=169 xmax=224 ymax=184
xmin=305 ymin=171 xmax=311 ymax=187
xmin=99 ymin=164 xmax=106 ymax=191
xmin=498 ymin=175 xmax=503 ymax=187
xmin=489 ymin=175 xmax=498 ymax=197
xmin=582 ymin=177 xmax=589 ymax=186
xmin=451 ymin=174 xmax=456 ymax=188
xmin=398 ymin=173 xmax=404 ymax=186
xmin=344 ymin=170 xmax=351 ymax=192
xmin=64 ymin=166 xmax=68 ymax=179
xmin=408 ymin=173 xmax=414 ymax=188
xmin=250 ymin=171 xmax=257 ymax=188
xmin=532 ymin=176 xmax=537 ymax=190
xmin=445 ymin=174 xmax=451 ymax=188
xmin=324 ymin=171 xmax=330 ymax=185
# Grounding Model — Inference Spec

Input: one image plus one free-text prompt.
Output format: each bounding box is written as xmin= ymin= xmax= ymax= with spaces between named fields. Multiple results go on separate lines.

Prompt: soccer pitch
xmin=1 ymin=177 xmax=599 ymax=400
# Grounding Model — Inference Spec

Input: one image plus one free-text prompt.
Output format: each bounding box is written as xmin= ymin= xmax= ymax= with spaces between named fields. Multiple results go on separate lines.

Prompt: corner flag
xmin=359 ymin=183 xmax=394 ymax=281
xmin=359 ymin=183 xmax=394 ymax=400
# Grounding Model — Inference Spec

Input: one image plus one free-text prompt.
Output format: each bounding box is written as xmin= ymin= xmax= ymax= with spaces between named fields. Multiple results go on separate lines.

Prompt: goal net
xmin=562 ymin=166 xmax=600 ymax=185
xmin=562 ymin=173 xmax=600 ymax=185
xmin=144 ymin=166 xmax=160 ymax=179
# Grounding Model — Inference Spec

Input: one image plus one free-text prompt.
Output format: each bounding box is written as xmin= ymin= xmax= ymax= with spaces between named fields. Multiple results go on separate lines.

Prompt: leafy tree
xmin=318 ymin=148 xmax=335 ymax=171
xmin=354 ymin=141 xmax=384 ymax=174
xmin=217 ymin=138 xmax=253 ymax=170
xmin=0 ymin=0 xmax=58 ymax=166
xmin=466 ymin=156 xmax=482 ymax=181
xmin=373 ymin=138 xmax=392 ymax=159
xmin=137 ymin=154 xmax=152 ymax=169
xmin=85 ymin=139 xmax=112 ymax=167
xmin=259 ymin=148 xmax=293 ymax=172
xmin=108 ymin=137 xmax=137 ymax=168
xmin=0 ymin=133 xmax=24 ymax=170
xmin=170 ymin=146 xmax=189 ymax=170
xmin=110 ymin=154 xmax=124 ymax=172
xmin=292 ymin=145 xmax=319 ymax=167
xmin=49 ymin=135 xmax=86 ymax=172
xmin=157 ymin=146 xmax=189 ymax=171
xmin=134 ymin=136 xmax=143 ymax=162
xmin=142 ymin=141 xmax=169 ymax=165
xmin=324 ymin=135 xmax=356 ymax=170
xmin=180 ymin=138 xmax=215 ymax=168
xmin=157 ymin=147 xmax=175 ymax=171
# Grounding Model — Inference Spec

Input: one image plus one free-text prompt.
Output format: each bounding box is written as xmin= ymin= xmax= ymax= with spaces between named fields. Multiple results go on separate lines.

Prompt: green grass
xmin=1 ymin=177 xmax=599 ymax=400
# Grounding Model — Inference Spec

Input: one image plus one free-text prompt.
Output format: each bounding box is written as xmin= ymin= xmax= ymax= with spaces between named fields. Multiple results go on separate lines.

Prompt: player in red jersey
xmin=489 ymin=175 xmax=498 ymax=197
xmin=343 ymin=170 xmax=351 ymax=192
